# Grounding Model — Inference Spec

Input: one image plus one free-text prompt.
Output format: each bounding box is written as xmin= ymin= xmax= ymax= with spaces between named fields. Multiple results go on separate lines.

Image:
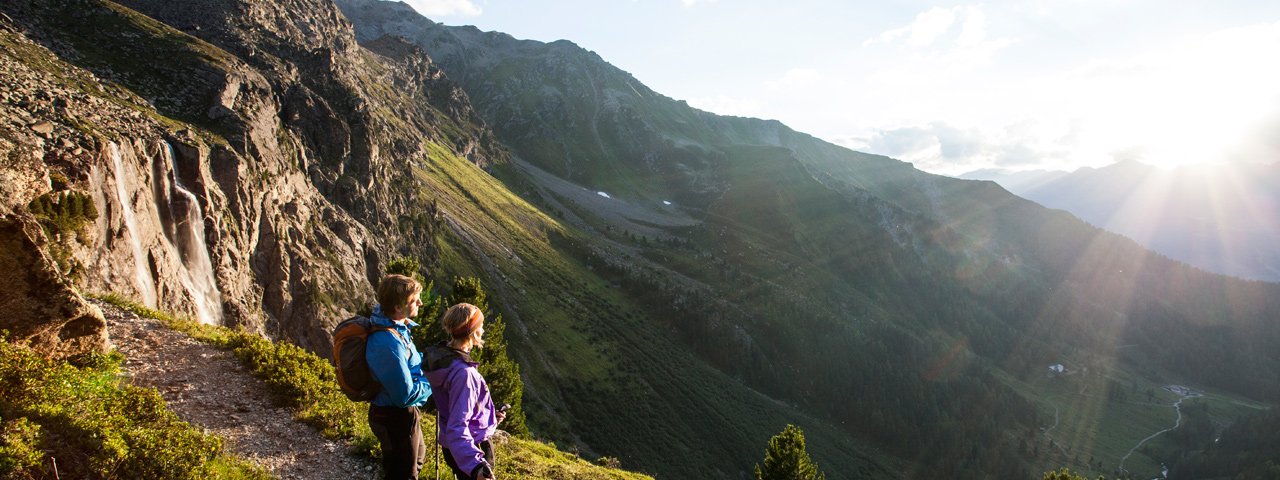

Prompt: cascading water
xmin=160 ymin=142 xmax=224 ymax=325
xmin=110 ymin=142 xmax=158 ymax=308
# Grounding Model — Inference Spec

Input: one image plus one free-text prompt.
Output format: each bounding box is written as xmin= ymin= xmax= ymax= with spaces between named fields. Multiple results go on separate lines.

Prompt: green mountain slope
xmin=336 ymin=1 xmax=1280 ymax=478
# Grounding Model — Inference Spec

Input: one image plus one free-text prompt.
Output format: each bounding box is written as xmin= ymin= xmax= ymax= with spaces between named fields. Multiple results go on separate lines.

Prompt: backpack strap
xmin=373 ymin=326 xmax=410 ymax=350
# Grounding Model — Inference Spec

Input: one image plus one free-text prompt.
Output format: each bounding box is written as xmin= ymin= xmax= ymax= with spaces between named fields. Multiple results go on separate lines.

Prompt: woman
xmin=424 ymin=303 xmax=507 ymax=480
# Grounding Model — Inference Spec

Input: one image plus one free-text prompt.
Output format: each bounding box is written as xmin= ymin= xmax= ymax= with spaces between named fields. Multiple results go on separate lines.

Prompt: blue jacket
xmin=365 ymin=305 xmax=432 ymax=408
xmin=424 ymin=343 xmax=497 ymax=476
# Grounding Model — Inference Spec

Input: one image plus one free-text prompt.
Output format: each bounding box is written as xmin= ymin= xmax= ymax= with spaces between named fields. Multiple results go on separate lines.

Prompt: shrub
xmin=0 ymin=334 xmax=268 ymax=479
xmin=0 ymin=417 xmax=43 ymax=476
xmin=1041 ymin=468 xmax=1097 ymax=480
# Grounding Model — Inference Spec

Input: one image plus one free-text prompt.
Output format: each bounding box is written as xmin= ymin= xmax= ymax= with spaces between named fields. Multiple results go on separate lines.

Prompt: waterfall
xmin=109 ymin=142 xmax=158 ymax=308
xmin=160 ymin=142 xmax=224 ymax=325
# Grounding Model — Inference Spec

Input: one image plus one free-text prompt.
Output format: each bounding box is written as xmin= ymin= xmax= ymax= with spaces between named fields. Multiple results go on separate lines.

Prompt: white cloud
xmin=863 ymin=6 xmax=1015 ymax=71
xmin=680 ymin=0 xmax=719 ymax=7
xmin=836 ymin=120 xmax=1084 ymax=176
xmin=865 ymin=7 xmax=958 ymax=47
xmin=955 ymin=7 xmax=987 ymax=47
xmin=402 ymin=0 xmax=482 ymax=17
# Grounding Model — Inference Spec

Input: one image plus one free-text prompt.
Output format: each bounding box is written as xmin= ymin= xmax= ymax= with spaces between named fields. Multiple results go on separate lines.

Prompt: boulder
xmin=0 ymin=214 xmax=108 ymax=359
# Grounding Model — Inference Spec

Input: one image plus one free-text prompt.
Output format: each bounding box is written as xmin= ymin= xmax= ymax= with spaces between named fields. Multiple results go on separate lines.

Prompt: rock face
xmin=0 ymin=0 xmax=503 ymax=353
xmin=0 ymin=214 xmax=108 ymax=360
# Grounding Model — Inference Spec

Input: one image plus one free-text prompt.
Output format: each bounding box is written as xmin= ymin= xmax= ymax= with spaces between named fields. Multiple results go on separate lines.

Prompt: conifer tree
xmin=755 ymin=424 xmax=825 ymax=480
xmin=1040 ymin=467 xmax=1094 ymax=480
xmin=445 ymin=277 xmax=528 ymax=437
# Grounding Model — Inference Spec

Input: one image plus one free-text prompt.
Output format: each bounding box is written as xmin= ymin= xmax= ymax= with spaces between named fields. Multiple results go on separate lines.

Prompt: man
xmin=367 ymin=274 xmax=433 ymax=479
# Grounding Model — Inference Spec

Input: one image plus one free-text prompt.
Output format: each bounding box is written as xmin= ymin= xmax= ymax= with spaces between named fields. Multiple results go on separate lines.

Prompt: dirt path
xmin=97 ymin=299 xmax=378 ymax=479
xmin=1118 ymin=395 xmax=1189 ymax=474
xmin=1040 ymin=398 xmax=1071 ymax=456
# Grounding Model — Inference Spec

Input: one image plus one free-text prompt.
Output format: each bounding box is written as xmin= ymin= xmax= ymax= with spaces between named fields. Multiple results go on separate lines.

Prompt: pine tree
xmin=1041 ymin=467 xmax=1095 ymax=480
xmin=754 ymin=425 xmax=825 ymax=480
xmin=445 ymin=277 xmax=528 ymax=437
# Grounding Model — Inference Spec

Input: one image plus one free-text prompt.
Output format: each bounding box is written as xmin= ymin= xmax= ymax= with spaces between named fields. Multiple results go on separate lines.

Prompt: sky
xmin=398 ymin=0 xmax=1280 ymax=176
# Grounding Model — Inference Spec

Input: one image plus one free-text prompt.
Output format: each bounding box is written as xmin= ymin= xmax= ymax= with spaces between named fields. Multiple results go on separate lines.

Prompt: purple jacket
xmin=424 ymin=343 xmax=497 ymax=476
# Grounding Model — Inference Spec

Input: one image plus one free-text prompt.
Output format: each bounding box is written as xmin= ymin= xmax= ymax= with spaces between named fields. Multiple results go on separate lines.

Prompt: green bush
xmin=0 ymin=417 xmax=43 ymax=476
xmin=224 ymin=333 xmax=378 ymax=454
xmin=1041 ymin=468 xmax=1099 ymax=480
xmin=0 ymin=335 xmax=269 ymax=479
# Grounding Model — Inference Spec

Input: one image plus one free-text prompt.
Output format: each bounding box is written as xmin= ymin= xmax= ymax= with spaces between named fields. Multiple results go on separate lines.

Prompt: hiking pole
xmin=434 ymin=413 xmax=440 ymax=480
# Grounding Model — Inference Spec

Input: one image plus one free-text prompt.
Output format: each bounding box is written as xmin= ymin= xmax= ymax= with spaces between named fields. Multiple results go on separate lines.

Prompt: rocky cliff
xmin=0 ymin=0 xmax=504 ymax=354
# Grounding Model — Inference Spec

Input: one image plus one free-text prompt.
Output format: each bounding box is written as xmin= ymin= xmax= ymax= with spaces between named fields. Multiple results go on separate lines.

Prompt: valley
xmin=1005 ymin=363 xmax=1272 ymax=479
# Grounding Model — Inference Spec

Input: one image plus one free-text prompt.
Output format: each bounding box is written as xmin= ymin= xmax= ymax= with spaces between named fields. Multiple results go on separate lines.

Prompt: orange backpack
xmin=331 ymin=316 xmax=406 ymax=401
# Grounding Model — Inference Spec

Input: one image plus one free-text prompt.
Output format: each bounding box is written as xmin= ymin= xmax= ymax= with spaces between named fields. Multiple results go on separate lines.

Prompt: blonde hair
xmin=376 ymin=274 xmax=422 ymax=315
xmin=442 ymin=303 xmax=485 ymax=348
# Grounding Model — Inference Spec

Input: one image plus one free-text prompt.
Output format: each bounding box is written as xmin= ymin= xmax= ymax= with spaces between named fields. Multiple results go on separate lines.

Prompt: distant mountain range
xmin=962 ymin=161 xmax=1280 ymax=282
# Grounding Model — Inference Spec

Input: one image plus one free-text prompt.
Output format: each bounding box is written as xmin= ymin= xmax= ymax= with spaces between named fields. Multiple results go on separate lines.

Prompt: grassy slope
xmin=472 ymin=112 xmax=1280 ymax=479
xmin=415 ymin=140 xmax=897 ymax=478
xmin=0 ymin=325 xmax=269 ymax=479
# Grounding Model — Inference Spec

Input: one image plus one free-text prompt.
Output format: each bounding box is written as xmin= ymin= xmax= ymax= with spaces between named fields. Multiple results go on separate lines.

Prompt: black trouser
xmin=441 ymin=440 xmax=494 ymax=480
xmin=368 ymin=405 xmax=426 ymax=480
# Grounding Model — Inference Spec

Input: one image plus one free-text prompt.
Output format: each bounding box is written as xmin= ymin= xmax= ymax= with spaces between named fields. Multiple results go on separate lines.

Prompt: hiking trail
xmin=97 ymin=299 xmax=378 ymax=479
